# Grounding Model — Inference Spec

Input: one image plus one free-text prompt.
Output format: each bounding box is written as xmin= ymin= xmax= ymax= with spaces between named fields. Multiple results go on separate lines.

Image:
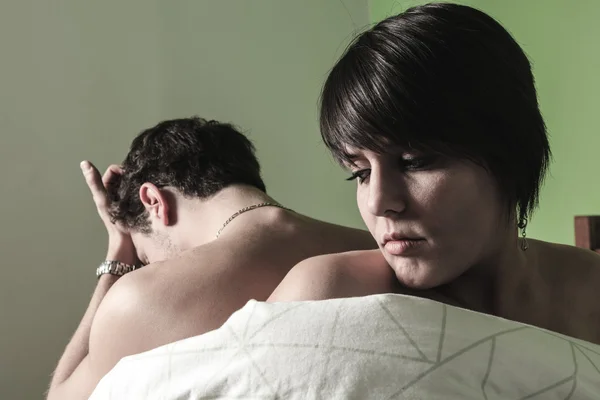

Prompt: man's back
xmin=90 ymin=208 xmax=375 ymax=371
xmin=47 ymin=117 xmax=376 ymax=400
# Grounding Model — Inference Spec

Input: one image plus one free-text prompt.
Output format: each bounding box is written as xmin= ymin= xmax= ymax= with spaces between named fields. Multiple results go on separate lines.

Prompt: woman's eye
xmin=346 ymin=169 xmax=371 ymax=184
xmin=400 ymin=155 xmax=436 ymax=171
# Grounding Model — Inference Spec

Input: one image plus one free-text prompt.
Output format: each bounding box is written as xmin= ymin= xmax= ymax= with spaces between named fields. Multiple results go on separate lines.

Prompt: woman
xmin=269 ymin=3 xmax=600 ymax=344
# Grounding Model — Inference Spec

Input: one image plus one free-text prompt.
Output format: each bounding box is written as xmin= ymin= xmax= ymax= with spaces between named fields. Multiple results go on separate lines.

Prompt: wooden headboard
xmin=574 ymin=216 xmax=600 ymax=253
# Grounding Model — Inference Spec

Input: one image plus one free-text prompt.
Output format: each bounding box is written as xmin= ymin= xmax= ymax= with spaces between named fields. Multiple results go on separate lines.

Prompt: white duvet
xmin=90 ymin=294 xmax=600 ymax=399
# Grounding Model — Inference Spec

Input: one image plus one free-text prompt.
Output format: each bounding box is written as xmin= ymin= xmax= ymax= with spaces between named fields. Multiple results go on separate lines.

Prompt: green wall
xmin=0 ymin=1 xmax=368 ymax=398
xmin=370 ymin=0 xmax=600 ymax=245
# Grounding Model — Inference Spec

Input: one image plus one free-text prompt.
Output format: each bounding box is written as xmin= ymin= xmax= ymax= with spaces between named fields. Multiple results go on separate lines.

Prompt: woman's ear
xmin=139 ymin=183 xmax=170 ymax=226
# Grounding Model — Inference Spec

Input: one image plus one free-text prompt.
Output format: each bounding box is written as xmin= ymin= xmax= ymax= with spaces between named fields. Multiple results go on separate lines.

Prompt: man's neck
xmin=173 ymin=184 xmax=278 ymax=249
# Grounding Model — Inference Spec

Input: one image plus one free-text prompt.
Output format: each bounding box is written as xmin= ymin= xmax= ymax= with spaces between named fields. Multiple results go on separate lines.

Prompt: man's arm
xmin=47 ymin=275 xmax=119 ymax=399
xmin=47 ymin=272 xmax=152 ymax=400
xmin=47 ymin=161 xmax=139 ymax=400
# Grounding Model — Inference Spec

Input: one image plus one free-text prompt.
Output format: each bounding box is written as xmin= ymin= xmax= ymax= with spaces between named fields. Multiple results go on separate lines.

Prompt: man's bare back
xmin=96 ymin=208 xmax=375 ymax=362
xmin=46 ymin=117 xmax=375 ymax=400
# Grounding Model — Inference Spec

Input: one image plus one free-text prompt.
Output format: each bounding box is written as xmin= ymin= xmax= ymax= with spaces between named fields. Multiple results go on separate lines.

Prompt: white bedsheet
xmin=90 ymin=294 xmax=600 ymax=399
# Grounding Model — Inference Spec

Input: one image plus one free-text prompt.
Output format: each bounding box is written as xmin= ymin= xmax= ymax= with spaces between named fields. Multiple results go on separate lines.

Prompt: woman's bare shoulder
xmin=267 ymin=249 xmax=395 ymax=303
xmin=531 ymin=239 xmax=600 ymax=342
xmin=534 ymin=239 xmax=600 ymax=268
xmin=532 ymin=239 xmax=600 ymax=290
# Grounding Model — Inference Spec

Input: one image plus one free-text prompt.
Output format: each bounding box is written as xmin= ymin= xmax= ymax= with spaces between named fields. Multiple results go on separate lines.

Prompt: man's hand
xmin=47 ymin=161 xmax=141 ymax=400
xmin=80 ymin=161 xmax=138 ymax=265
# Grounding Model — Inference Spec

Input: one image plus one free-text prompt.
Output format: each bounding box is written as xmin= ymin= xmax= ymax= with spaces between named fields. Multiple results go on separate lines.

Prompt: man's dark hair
xmin=108 ymin=117 xmax=266 ymax=233
xmin=320 ymin=2 xmax=551 ymax=223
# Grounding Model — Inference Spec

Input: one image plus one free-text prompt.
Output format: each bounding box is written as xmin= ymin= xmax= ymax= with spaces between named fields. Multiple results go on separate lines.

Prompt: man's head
xmin=108 ymin=117 xmax=266 ymax=262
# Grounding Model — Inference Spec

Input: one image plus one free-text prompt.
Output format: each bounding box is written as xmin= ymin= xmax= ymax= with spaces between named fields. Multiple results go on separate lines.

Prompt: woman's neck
xmin=434 ymin=234 xmax=534 ymax=317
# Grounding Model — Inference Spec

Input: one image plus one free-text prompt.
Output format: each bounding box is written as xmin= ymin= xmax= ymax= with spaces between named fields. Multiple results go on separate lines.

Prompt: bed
xmin=574 ymin=215 xmax=600 ymax=253
xmin=89 ymin=294 xmax=600 ymax=399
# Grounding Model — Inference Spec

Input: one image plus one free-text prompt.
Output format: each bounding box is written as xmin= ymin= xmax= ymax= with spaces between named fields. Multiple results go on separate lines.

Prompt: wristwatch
xmin=96 ymin=260 xmax=139 ymax=278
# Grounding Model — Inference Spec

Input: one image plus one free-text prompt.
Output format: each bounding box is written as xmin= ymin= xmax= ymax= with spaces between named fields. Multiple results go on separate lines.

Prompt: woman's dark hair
xmin=108 ymin=117 xmax=266 ymax=233
xmin=320 ymin=2 xmax=550 ymax=223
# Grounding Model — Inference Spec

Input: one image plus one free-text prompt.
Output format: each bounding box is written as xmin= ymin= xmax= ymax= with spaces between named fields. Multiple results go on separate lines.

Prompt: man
xmin=47 ymin=117 xmax=376 ymax=399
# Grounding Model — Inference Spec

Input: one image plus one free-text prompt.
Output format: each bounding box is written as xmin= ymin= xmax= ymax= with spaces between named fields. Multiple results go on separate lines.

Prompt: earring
xmin=518 ymin=217 xmax=529 ymax=251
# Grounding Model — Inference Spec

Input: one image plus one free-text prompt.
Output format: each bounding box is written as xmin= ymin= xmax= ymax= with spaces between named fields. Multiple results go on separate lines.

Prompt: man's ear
xmin=139 ymin=183 xmax=170 ymax=226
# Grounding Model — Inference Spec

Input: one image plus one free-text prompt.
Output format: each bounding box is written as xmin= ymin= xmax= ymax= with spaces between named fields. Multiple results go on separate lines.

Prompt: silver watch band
xmin=96 ymin=260 xmax=139 ymax=278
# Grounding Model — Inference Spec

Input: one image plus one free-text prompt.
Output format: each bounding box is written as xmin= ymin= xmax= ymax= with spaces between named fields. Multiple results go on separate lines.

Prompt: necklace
xmin=215 ymin=202 xmax=293 ymax=239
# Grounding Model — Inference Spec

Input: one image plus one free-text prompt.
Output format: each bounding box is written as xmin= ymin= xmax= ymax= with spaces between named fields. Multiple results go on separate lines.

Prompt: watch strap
xmin=96 ymin=260 xmax=139 ymax=278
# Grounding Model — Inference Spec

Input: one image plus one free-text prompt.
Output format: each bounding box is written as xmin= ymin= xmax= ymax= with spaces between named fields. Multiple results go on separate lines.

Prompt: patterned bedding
xmin=89 ymin=294 xmax=600 ymax=399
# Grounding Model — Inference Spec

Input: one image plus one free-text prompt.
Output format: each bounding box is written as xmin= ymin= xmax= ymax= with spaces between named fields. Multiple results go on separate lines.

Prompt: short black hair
xmin=320 ymin=2 xmax=550 ymax=223
xmin=108 ymin=117 xmax=266 ymax=233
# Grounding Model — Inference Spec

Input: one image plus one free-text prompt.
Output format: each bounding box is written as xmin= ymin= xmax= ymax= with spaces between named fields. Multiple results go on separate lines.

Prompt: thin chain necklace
xmin=215 ymin=202 xmax=293 ymax=239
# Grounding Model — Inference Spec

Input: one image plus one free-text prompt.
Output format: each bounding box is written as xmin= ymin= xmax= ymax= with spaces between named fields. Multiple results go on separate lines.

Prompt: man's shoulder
xmin=93 ymin=271 xmax=155 ymax=330
xmin=87 ymin=273 xmax=161 ymax=375
xmin=103 ymin=264 xmax=161 ymax=303
xmin=89 ymin=263 xmax=199 ymax=361
xmin=268 ymin=249 xmax=394 ymax=302
xmin=92 ymin=264 xmax=181 ymax=338
xmin=300 ymin=249 xmax=388 ymax=270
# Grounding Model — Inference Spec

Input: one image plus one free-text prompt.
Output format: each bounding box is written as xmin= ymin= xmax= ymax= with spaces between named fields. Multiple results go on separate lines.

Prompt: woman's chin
xmin=387 ymin=258 xmax=447 ymax=290
xmin=396 ymin=277 xmax=440 ymax=291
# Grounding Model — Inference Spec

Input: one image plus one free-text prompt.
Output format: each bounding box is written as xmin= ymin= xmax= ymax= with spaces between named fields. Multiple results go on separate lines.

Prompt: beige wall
xmin=158 ymin=0 xmax=369 ymax=221
xmin=0 ymin=1 xmax=368 ymax=398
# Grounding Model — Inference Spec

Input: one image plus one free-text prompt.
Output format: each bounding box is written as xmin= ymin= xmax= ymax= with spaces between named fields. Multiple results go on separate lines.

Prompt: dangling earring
xmin=518 ymin=217 xmax=529 ymax=251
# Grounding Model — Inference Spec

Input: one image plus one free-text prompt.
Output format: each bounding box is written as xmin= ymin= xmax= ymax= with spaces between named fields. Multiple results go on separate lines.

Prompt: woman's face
xmin=346 ymin=146 xmax=508 ymax=289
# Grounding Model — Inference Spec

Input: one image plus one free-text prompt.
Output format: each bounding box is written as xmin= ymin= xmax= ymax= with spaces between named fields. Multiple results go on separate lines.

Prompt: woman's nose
xmin=366 ymin=168 xmax=407 ymax=217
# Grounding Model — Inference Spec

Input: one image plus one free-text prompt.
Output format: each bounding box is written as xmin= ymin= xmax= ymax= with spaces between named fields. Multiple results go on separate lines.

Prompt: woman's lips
xmin=383 ymin=238 xmax=425 ymax=255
